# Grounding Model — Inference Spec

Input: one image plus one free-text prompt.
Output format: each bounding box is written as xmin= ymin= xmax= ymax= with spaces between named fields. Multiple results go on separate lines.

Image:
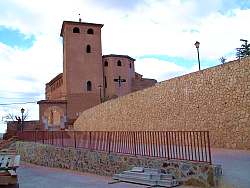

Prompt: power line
xmin=0 ymin=101 xmax=37 ymax=106
xmin=0 ymin=96 xmax=37 ymax=100
xmin=0 ymin=90 xmax=42 ymax=93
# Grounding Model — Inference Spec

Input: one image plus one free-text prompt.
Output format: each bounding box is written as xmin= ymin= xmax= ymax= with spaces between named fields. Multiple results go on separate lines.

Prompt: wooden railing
xmin=17 ymin=131 xmax=212 ymax=164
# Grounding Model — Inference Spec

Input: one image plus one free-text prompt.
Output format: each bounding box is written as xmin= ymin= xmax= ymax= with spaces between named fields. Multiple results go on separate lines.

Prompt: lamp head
xmin=21 ymin=108 xmax=25 ymax=113
xmin=240 ymin=39 xmax=248 ymax=43
xmin=194 ymin=41 xmax=200 ymax=48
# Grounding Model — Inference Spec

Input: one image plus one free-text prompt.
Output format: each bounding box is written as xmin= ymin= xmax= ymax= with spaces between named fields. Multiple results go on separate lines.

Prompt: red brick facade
xmin=38 ymin=20 xmax=156 ymax=130
xmin=4 ymin=120 xmax=40 ymax=139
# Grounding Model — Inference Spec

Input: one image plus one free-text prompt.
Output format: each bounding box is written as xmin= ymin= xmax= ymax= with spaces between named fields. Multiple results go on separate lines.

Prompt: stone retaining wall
xmin=74 ymin=57 xmax=250 ymax=150
xmin=16 ymin=141 xmax=221 ymax=187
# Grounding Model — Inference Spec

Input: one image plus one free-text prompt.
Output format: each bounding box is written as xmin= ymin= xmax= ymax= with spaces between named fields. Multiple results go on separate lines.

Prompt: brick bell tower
xmin=60 ymin=19 xmax=104 ymax=121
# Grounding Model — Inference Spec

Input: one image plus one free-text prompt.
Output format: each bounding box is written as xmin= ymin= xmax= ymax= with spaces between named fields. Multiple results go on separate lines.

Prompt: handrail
xmin=17 ymin=131 xmax=212 ymax=164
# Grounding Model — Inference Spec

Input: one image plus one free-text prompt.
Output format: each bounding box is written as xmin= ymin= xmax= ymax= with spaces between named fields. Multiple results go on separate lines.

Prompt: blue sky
xmin=0 ymin=26 xmax=35 ymax=49
xmin=0 ymin=0 xmax=250 ymax=132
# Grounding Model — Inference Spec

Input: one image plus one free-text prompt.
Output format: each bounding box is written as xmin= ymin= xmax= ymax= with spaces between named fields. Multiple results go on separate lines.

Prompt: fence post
xmin=74 ymin=131 xmax=77 ymax=148
xmin=35 ymin=131 xmax=37 ymax=143
xmin=207 ymin=131 xmax=212 ymax=164
xmin=52 ymin=131 xmax=54 ymax=145
xmin=89 ymin=132 xmax=92 ymax=150
xmin=133 ymin=132 xmax=136 ymax=156
xmin=43 ymin=131 xmax=45 ymax=144
xmin=166 ymin=132 xmax=170 ymax=160
xmin=108 ymin=132 xmax=111 ymax=154
xmin=61 ymin=131 xmax=64 ymax=147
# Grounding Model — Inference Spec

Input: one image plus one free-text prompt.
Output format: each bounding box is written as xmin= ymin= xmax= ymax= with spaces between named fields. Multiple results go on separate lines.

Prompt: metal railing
xmin=17 ymin=131 xmax=212 ymax=164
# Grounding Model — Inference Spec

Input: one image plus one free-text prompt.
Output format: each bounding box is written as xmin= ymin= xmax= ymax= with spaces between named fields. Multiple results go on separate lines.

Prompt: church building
xmin=37 ymin=20 xmax=157 ymax=130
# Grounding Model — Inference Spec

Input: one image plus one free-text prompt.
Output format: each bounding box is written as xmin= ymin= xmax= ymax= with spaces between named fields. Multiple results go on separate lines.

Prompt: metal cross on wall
xmin=114 ymin=76 xmax=126 ymax=87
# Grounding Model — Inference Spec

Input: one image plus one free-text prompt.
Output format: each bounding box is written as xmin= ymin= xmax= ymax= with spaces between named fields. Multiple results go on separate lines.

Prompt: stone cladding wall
xmin=16 ymin=141 xmax=220 ymax=187
xmin=74 ymin=57 xmax=250 ymax=150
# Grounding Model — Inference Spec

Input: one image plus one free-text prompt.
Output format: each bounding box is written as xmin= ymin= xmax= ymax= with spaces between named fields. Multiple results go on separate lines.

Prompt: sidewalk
xmin=3 ymin=145 xmax=250 ymax=188
xmin=212 ymin=148 xmax=250 ymax=188
xmin=16 ymin=147 xmax=250 ymax=188
xmin=17 ymin=163 xmax=144 ymax=188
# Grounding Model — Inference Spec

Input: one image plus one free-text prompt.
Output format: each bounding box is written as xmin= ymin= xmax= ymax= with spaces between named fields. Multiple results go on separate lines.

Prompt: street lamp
xmin=21 ymin=108 xmax=25 ymax=132
xmin=240 ymin=39 xmax=248 ymax=43
xmin=194 ymin=41 xmax=201 ymax=71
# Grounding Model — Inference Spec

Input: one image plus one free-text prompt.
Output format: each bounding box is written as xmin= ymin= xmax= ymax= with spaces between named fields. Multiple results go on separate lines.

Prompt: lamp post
xmin=194 ymin=41 xmax=201 ymax=71
xmin=21 ymin=108 xmax=25 ymax=132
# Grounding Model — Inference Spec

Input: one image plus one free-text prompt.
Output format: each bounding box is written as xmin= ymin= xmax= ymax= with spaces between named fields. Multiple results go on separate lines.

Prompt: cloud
xmin=88 ymin=0 xmax=142 ymax=10
xmin=100 ymin=1 xmax=250 ymax=61
xmin=1 ymin=0 xmax=249 ymax=60
xmin=15 ymin=75 xmax=37 ymax=82
xmin=0 ymin=102 xmax=39 ymax=133
xmin=0 ymin=0 xmax=250 ymax=132
xmin=135 ymin=57 xmax=195 ymax=82
xmin=0 ymin=34 xmax=62 ymax=133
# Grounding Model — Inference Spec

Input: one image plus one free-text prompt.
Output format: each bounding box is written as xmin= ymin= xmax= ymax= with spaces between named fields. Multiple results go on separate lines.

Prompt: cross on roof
xmin=78 ymin=13 xmax=82 ymax=22
xmin=114 ymin=76 xmax=126 ymax=87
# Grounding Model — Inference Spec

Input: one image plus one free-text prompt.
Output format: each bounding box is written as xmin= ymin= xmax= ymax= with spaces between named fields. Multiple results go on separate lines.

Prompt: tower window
xmin=117 ymin=60 xmax=122 ymax=66
xmin=87 ymin=81 xmax=92 ymax=91
xmin=104 ymin=61 xmax=108 ymax=67
xmin=73 ymin=27 xmax=80 ymax=33
xmin=86 ymin=45 xmax=91 ymax=53
xmin=129 ymin=63 xmax=132 ymax=68
xmin=87 ymin=28 xmax=94 ymax=34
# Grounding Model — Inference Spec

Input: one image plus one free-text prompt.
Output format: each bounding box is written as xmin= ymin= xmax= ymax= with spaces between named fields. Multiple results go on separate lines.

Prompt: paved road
xmin=14 ymin=163 xmax=198 ymax=188
xmin=14 ymin=147 xmax=250 ymax=188
xmin=212 ymin=148 xmax=250 ymax=188
xmin=2 ymin=146 xmax=250 ymax=188
xmin=16 ymin=163 xmax=145 ymax=188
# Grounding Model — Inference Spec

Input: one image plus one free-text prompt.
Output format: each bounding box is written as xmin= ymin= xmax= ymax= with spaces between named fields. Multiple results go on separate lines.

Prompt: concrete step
xmin=113 ymin=174 xmax=157 ymax=186
xmin=123 ymin=172 xmax=174 ymax=181
xmin=158 ymin=179 xmax=179 ymax=187
xmin=121 ymin=171 xmax=152 ymax=179
xmin=143 ymin=168 xmax=160 ymax=174
xmin=160 ymin=174 xmax=175 ymax=180
xmin=113 ymin=167 xmax=180 ymax=187
xmin=123 ymin=169 xmax=174 ymax=178
xmin=113 ymin=174 xmax=175 ymax=187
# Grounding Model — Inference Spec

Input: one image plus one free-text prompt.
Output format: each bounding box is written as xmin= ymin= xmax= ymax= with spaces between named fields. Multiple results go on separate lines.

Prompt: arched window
xmin=87 ymin=81 xmax=92 ymax=91
xmin=73 ymin=27 xmax=80 ymax=33
xmin=104 ymin=61 xmax=108 ymax=67
xmin=129 ymin=63 xmax=132 ymax=68
xmin=86 ymin=45 xmax=91 ymax=53
xmin=87 ymin=28 xmax=94 ymax=34
xmin=117 ymin=60 xmax=122 ymax=66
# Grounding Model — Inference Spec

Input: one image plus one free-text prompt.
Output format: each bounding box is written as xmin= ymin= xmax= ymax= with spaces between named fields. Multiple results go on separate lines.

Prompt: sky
xmin=0 ymin=0 xmax=250 ymax=133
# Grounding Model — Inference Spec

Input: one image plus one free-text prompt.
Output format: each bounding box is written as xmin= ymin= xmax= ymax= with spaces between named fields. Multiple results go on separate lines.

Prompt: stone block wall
xmin=16 ymin=141 xmax=220 ymax=187
xmin=74 ymin=57 xmax=250 ymax=150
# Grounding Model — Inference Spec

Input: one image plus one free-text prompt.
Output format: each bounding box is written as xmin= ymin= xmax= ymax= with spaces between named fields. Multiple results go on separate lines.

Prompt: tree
xmin=219 ymin=56 xmax=226 ymax=64
xmin=3 ymin=110 xmax=29 ymax=131
xmin=4 ymin=110 xmax=29 ymax=122
xmin=241 ymin=41 xmax=250 ymax=57
xmin=236 ymin=39 xmax=250 ymax=59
